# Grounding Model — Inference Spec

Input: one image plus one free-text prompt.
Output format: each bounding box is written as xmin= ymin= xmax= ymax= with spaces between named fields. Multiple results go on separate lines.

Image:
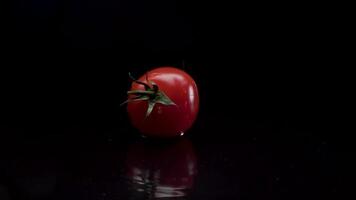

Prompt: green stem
xmin=127 ymin=90 xmax=155 ymax=95
xmin=128 ymin=72 xmax=151 ymax=90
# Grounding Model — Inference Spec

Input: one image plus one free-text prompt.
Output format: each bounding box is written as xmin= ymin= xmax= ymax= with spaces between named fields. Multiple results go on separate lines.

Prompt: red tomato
xmin=125 ymin=67 xmax=199 ymax=137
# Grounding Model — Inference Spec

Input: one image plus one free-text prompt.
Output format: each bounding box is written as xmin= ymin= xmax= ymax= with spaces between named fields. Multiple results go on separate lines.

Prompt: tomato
xmin=124 ymin=67 xmax=199 ymax=137
xmin=125 ymin=138 xmax=197 ymax=198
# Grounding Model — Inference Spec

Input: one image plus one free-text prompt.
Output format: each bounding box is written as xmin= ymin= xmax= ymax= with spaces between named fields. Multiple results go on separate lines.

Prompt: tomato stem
xmin=122 ymin=72 xmax=176 ymax=117
xmin=128 ymin=90 xmax=155 ymax=95
xmin=128 ymin=72 xmax=151 ymax=90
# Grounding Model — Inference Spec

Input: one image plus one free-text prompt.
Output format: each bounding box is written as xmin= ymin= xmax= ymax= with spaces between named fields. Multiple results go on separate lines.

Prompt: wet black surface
xmin=0 ymin=122 xmax=344 ymax=200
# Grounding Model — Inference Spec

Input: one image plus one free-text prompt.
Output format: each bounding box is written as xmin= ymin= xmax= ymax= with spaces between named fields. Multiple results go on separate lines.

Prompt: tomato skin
xmin=127 ymin=67 xmax=199 ymax=137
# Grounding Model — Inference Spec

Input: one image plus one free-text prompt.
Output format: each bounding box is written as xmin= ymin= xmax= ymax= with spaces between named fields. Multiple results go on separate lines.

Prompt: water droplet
xmin=180 ymin=132 xmax=184 ymax=136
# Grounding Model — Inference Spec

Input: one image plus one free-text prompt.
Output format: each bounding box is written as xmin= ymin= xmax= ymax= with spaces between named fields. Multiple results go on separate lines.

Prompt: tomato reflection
xmin=125 ymin=138 xmax=197 ymax=199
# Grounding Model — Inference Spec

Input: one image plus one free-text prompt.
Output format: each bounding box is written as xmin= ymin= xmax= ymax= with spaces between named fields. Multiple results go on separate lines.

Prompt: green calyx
xmin=121 ymin=72 xmax=176 ymax=117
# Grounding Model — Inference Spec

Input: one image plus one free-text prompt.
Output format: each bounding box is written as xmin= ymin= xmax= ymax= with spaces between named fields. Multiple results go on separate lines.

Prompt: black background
xmin=3 ymin=1 xmax=334 ymax=129
xmin=0 ymin=1 xmax=349 ymax=199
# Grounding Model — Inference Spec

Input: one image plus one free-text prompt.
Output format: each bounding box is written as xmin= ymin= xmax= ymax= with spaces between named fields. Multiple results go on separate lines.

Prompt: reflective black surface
xmin=0 ymin=123 xmax=343 ymax=200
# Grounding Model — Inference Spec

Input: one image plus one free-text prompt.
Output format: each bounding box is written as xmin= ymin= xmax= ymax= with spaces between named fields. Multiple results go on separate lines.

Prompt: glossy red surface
xmin=127 ymin=67 xmax=199 ymax=137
